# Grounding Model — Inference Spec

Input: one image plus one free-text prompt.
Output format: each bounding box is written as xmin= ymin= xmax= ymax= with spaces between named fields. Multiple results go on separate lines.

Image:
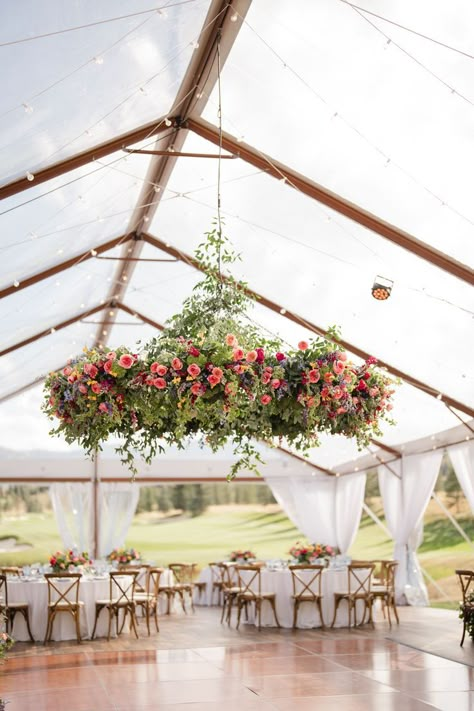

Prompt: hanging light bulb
xmin=13 ymin=280 xmax=20 ymax=288
xmin=22 ymin=102 xmax=33 ymax=114
xmin=371 ymin=275 xmax=393 ymax=301
xmin=230 ymin=12 xmax=238 ymax=22
xmin=164 ymin=117 xmax=172 ymax=127
xmin=26 ymin=171 xmax=34 ymax=181
xmin=93 ymin=56 xmax=104 ymax=65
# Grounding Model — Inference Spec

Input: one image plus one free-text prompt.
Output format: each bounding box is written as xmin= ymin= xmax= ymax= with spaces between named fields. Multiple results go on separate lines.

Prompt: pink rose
xmin=153 ymin=378 xmax=167 ymax=389
xmin=333 ymin=360 xmax=345 ymax=375
xmin=308 ymin=369 xmax=320 ymax=383
xmin=225 ymin=334 xmax=238 ymax=347
xmin=208 ymin=374 xmax=220 ymax=388
xmin=261 ymin=372 xmax=271 ymax=384
xmin=156 ymin=365 xmax=167 ymax=376
xmin=271 ymin=379 xmax=281 ymax=389
xmin=337 ymin=352 xmax=347 ymax=362
xmin=233 ymin=348 xmax=244 ymax=361
xmin=212 ymin=367 xmax=223 ymax=381
xmin=307 ymin=396 xmax=315 ymax=407
xmin=78 ymin=384 xmax=88 ymax=394
xmin=332 ymin=386 xmax=343 ymax=400
xmin=256 ymin=348 xmax=265 ymax=364
xmin=246 ymin=350 xmax=257 ymax=363
xmin=104 ymin=360 xmax=113 ymax=374
xmin=118 ymin=354 xmax=134 ymax=369
xmin=190 ymin=382 xmax=203 ymax=396
xmin=84 ymin=363 xmax=98 ymax=378
xmin=324 ymin=372 xmax=333 ymax=383
xmin=91 ymin=382 xmax=101 ymax=394
xmin=275 ymin=352 xmax=286 ymax=361
xmin=150 ymin=362 xmax=159 ymax=373
xmin=260 ymin=394 xmax=272 ymax=405
xmin=298 ymin=341 xmax=309 ymax=351
xmin=171 ymin=358 xmax=183 ymax=371
xmin=321 ymin=386 xmax=330 ymax=398
xmin=63 ymin=366 xmax=72 ymax=376
xmin=343 ymin=372 xmax=353 ymax=384
xmin=67 ymin=375 xmax=76 ymax=383
xmin=187 ymin=363 xmax=201 ymax=378
xmin=336 ymin=406 xmax=346 ymax=414
xmin=106 ymin=352 xmax=116 ymax=361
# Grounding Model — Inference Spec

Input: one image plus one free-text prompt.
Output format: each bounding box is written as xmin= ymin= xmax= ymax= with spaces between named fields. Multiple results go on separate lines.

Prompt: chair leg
xmin=236 ymin=599 xmax=242 ymax=630
xmin=392 ymin=596 xmax=400 ymax=624
xmin=74 ymin=610 xmax=82 ymax=643
xmin=293 ymin=600 xmax=298 ymax=629
xmin=256 ymin=599 xmax=262 ymax=631
xmin=22 ymin=609 xmax=35 ymax=642
xmin=220 ymin=595 xmax=227 ymax=624
xmin=154 ymin=603 xmax=160 ymax=633
xmin=130 ymin=606 xmax=139 ymax=639
xmin=461 ymin=619 xmax=467 ymax=647
xmin=386 ymin=595 xmax=392 ymax=628
xmin=190 ymin=588 xmax=195 ymax=614
xmin=107 ymin=608 xmax=113 ymax=642
xmin=317 ymin=598 xmax=325 ymax=628
xmin=227 ymin=595 xmax=235 ymax=626
xmin=331 ymin=597 xmax=341 ymax=628
xmin=270 ymin=598 xmax=280 ymax=628
xmin=43 ymin=612 xmax=52 ymax=645
xmin=145 ymin=603 xmax=151 ymax=636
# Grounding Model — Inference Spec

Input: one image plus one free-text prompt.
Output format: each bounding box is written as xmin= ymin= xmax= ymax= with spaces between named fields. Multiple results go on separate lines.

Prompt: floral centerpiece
xmin=43 ymin=226 xmax=396 ymax=480
xmin=289 ymin=541 xmax=337 ymax=564
xmin=49 ymin=550 xmax=92 ymax=573
xmin=459 ymin=591 xmax=474 ymax=641
xmin=107 ymin=548 xmax=141 ymax=565
xmin=229 ymin=550 xmax=257 ymax=562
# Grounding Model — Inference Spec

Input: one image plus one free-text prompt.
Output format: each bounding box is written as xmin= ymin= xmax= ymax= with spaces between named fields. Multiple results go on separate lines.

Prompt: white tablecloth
xmin=196 ymin=566 xmax=373 ymax=628
xmin=7 ymin=570 xmax=175 ymax=641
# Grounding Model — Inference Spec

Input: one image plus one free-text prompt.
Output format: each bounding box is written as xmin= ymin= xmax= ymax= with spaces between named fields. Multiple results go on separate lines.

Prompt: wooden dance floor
xmin=2 ymin=606 xmax=474 ymax=710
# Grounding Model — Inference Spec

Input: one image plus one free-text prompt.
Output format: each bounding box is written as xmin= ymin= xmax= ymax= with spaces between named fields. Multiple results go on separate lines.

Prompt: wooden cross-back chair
xmin=289 ymin=564 xmax=325 ymax=629
xmin=43 ymin=573 xmax=83 ymax=644
xmin=209 ymin=562 xmax=225 ymax=606
xmin=331 ymin=562 xmax=375 ymax=628
xmin=0 ymin=567 xmax=21 ymax=577
xmin=0 ymin=574 xmax=34 ymax=642
xmin=235 ymin=564 xmax=280 ymax=630
xmin=219 ymin=562 xmax=242 ymax=625
xmin=371 ymin=560 xmax=399 ymax=627
xmin=168 ymin=563 xmax=195 ymax=614
xmin=134 ymin=567 xmax=164 ymax=635
xmin=456 ymin=569 xmax=474 ymax=646
xmin=91 ymin=570 xmax=139 ymax=641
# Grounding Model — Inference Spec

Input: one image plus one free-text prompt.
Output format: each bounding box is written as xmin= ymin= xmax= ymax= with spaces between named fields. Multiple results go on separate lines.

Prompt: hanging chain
xmin=216 ymin=27 xmax=224 ymax=290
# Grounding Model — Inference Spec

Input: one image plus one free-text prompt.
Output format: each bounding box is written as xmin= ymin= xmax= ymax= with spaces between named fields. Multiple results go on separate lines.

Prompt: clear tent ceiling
xmin=0 ymin=0 xmax=473 ymax=473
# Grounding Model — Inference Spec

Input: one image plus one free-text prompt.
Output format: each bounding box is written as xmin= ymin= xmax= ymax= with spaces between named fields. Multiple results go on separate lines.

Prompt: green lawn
xmin=0 ymin=506 xmax=471 ymax=604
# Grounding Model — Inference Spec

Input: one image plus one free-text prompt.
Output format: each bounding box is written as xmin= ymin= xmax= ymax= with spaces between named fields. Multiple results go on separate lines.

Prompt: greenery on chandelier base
xmin=43 ymin=224 xmax=396 ymax=479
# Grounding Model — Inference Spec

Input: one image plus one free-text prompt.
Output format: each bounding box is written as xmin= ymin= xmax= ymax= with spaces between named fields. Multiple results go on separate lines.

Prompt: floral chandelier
xmin=43 ymin=224 xmax=395 ymax=479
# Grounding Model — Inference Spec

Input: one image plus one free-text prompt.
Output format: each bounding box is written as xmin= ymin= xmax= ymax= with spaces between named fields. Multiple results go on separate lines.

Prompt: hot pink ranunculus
xmin=104 ymin=360 xmax=113 ymax=374
xmin=208 ymin=374 xmax=220 ymax=388
xmin=357 ymin=379 xmax=367 ymax=391
xmin=333 ymin=360 xmax=345 ymax=375
xmin=271 ymin=378 xmax=281 ymax=390
xmin=246 ymin=350 xmax=257 ymax=363
xmin=190 ymin=382 xmax=202 ymax=396
xmin=189 ymin=346 xmax=200 ymax=357
xmin=187 ymin=363 xmax=201 ymax=378
xmin=233 ymin=348 xmax=244 ymax=361
xmin=171 ymin=358 xmax=183 ymax=371
xmin=91 ymin=382 xmax=101 ymax=394
xmin=156 ymin=365 xmax=167 ymax=376
xmin=153 ymin=378 xmax=167 ymax=389
xmin=298 ymin=341 xmax=309 ymax=351
xmin=118 ymin=354 xmax=134 ymax=369
xmin=275 ymin=352 xmax=286 ymax=361
xmin=256 ymin=348 xmax=265 ymax=364
xmin=308 ymin=369 xmax=320 ymax=383
xmin=261 ymin=372 xmax=271 ymax=384
xmin=260 ymin=394 xmax=272 ymax=405
xmin=225 ymin=334 xmax=238 ymax=347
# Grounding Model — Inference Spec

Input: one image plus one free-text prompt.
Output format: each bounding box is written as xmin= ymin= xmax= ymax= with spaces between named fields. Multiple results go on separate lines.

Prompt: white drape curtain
xmin=98 ymin=482 xmax=140 ymax=558
xmin=378 ymin=450 xmax=442 ymax=606
xmin=49 ymin=482 xmax=93 ymax=553
xmin=449 ymin=441 xmax=474 ymax=513
xmin=267 ymin=472 xmax=366 ymax=553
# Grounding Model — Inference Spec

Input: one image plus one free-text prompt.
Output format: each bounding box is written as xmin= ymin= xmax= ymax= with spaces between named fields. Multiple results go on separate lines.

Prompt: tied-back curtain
xmin=449 ymin=441 xmax=474 ymax=513
xmin=49 ymin=482 xmax=93 ymax=553
xmin=378 ymin=450 xmax=442 ymax=606
xmin=266 ymin=472 xmax=366 ymax=554
xmin=98 ymin=482 xmax=140 ymax=558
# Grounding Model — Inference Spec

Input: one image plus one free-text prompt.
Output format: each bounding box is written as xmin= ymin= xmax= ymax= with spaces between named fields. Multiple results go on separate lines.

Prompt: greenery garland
xmin=43 ymin=224 xmax=396 ymax=479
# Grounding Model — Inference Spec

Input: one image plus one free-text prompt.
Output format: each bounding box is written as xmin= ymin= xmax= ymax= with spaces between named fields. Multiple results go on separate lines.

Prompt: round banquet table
xmin=7 ymin=570 xmax=175 ymax=641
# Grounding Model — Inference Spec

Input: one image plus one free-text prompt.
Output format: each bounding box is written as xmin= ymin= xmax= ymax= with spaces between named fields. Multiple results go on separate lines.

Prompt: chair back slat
xmin=456 ymin=569 xmax=474 ymax=604
xmin=347 ymin=563 xmax=375 ymax=595
xmin=289 ymin=564 xmax=323 ymax=599
xmin=236 ymin=564 xmax=262 ymax=598
xmin=147 ymin=567 xmax=164 ymax=597
xmin=44 ymin=573 xmax=82 ymax=608
xmin=109 ymin=571 xmax=138 ymax=604
xmin=0 ymin=567 xmax=20 ymax=577
xmin=169 ymin=563 xmax=193 ymax=585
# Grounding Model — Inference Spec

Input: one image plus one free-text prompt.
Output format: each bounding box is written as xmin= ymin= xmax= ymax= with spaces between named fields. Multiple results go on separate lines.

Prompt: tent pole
xmin=93 ymin=451 xmax=100 ymax=559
